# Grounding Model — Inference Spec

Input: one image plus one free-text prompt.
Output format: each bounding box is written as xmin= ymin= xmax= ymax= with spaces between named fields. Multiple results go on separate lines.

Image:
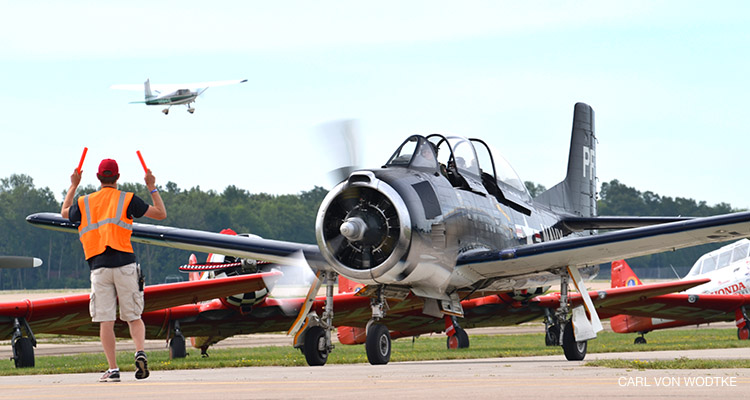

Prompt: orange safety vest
xmin=77 ymin=188 xmax=135 ymax=260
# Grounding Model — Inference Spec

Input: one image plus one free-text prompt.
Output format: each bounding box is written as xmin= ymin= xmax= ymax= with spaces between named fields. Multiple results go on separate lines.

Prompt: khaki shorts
xmin=89 ymin=263 xmax=144 ymax=322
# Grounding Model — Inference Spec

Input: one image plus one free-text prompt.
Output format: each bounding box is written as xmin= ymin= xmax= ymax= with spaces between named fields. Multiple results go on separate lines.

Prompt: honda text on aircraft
xmin=609 ymin=239 xmax=750 ymax=343
xmin=27 ymin=103 xmax=750 ymax=366
xmin=111 ymin=78 xmax=247 ymax=114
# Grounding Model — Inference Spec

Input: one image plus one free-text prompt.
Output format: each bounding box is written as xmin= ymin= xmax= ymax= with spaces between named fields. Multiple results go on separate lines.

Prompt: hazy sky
xmin=2 ymin=1 xmax=749 ymax=210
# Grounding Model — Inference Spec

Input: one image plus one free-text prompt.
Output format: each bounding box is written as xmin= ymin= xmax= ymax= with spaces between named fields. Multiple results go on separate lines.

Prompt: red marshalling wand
xmin=76 ymin=147 xmax=88 ymax=174
xmin=136 ymin=150 xmax=148 ymax=173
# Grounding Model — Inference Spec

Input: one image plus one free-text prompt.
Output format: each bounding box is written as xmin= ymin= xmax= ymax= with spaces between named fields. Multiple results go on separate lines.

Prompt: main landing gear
xmin=10 ymin=317 xmax=36 ymax=368
xmin=298 ymin=271 xmax=337 ymax=366
xmin=364 ymin=287 xmax=392 ymax=365
xmin=169 ymin=321 xmax=187 ymax=359
xmin=446 ymin=316 xmax=469 ymax=349
xmin=543 ymin=271 xmax=588 ymax=361
xmin=634 ymin=334 xmax=648 ymax=345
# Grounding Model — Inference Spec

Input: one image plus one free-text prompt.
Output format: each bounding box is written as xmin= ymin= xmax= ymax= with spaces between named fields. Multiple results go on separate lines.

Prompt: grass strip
xmin=2 ymin=328 xmax=748 ymax=375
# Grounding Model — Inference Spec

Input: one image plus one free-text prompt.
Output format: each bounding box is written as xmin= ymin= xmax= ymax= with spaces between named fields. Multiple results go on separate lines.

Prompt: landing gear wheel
xmin=562 ymin=321 xmax=587 ymax=361
xmin=447 ymin=326 xmax=470 ymax=349
xmin=162 ymin=108 xmax=169 ymax=115
xmin=366 ymin=324 xmax=391 ymax=365
xmin=634 ymin=336 xmax=647 ymax=345
xmin=303 ymin=326 xmax=328 ymax=366
xmin=13 ymin=337 xmax=34 ymax=368
xmin=738 ymin=326 xmax=750 ymax=340
xmin=545 ymin=324 xmax=560 ymax=346
xmin=187 ymin=108 xmax=195 ymax=114
xmin=169 ymin=335 xmax=186 ymax=359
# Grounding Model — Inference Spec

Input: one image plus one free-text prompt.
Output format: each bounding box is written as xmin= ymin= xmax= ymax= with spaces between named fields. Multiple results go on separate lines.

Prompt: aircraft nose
xmin=340 ymin=217 xmax=367 ymax=242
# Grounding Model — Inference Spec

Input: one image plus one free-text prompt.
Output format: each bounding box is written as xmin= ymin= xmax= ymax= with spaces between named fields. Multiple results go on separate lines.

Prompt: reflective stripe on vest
xmin=79 ymin=191 xmax=133 ymax=236
xmin=77 ymin=189 xmax=134 ymax=259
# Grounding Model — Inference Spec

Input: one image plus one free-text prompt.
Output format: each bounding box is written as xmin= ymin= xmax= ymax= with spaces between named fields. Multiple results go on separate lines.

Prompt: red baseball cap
xmin=97 ymin=159 xmax=119 ymax=177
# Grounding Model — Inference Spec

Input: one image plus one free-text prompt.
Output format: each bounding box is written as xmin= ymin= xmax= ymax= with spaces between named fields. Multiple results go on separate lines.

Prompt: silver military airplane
xmin=27 ymin=103 xmax=750 ymax=366
xmin=111 ymin=78 xmax=247 ymax=114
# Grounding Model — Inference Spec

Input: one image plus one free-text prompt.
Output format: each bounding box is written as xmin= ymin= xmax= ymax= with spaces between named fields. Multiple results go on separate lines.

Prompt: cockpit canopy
xmin=686 ymin=239 xmax=750 ymax=277
xmin=385 ymin=134 xmax=532 ymax=207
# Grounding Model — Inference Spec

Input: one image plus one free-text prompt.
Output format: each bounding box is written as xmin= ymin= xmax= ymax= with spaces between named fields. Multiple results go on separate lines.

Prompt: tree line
xmin=0 ymin=174 xmax=326 ymax=289
xmin=0 ymin=174 xmax=742 ymax=289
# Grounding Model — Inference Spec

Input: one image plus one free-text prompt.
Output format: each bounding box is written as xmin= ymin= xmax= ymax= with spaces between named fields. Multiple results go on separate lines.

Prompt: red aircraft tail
xmin=611 ymin=259 xmax=643 ymax=288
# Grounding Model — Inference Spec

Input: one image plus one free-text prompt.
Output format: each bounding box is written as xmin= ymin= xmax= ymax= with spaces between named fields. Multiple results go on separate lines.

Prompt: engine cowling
xmin=315 ymin=171 xmax=412 ymax=284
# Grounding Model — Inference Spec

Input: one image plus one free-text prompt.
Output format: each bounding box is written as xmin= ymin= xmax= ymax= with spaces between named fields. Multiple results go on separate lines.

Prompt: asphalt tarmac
xmin=2 ymin=289 xmax=747 ymax=398
xmin=3 ymin=348 xmax=749 ymax=399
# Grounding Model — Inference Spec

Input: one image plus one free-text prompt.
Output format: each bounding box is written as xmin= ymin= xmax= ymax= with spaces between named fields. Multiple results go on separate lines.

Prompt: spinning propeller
xmin=314 ymin=119 xmax=362 ymax=187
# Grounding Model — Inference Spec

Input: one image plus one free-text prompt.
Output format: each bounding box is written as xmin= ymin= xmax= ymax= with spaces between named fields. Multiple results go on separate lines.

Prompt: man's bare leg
xmin=100 ymin=321 xmax=118 ymax=370
xmin=127 ymin=318 xmax=146 ymax=352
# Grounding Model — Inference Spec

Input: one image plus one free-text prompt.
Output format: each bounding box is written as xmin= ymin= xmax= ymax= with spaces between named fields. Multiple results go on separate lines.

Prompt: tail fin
xmin=188 ymin=254 xmax=201 ymax=282
xmin=534 ymin=103 xmax=597 ymax=218
xmin=144 ymin=79 xmax=154 ymax=99
xmin=611 ymin=259 xmax=643 ymax=288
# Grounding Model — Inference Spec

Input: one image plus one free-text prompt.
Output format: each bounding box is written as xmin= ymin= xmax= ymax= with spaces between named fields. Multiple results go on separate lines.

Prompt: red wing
xmin=533 ymin=278 xmax=711 ymax=318
xmin=0 ymin=271 xmax=280 ymax=339
xmin=593 ymin=293 xmax=750 ymax=322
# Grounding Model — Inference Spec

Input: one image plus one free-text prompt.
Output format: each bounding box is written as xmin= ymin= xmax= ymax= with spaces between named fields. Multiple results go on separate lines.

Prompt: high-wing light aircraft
xmin=111 ymin=78 xmax=247 ymax=114
xmin=608 ymin=239 xmax=750 ymax=343
xmin=27 ymin=102 xmax=750 ymax=366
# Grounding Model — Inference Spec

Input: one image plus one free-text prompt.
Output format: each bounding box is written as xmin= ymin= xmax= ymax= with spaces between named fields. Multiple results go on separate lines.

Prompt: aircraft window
xmin=387 ymin=137 xmax=419 ymax=166
xmin=493 ymin=152 xmax=527 ymax=193
xmin=447 ymin=137 xmax=480 ymax=178
xmin=410 ymin=142 xmax=439 ymax=169
xmin=700 ymin=255 xmax=717 ymax=274
xmin=716 ymin=251 xmax=732 ymax=270
xmin=731 ymin=242 xmax=750 ymax=263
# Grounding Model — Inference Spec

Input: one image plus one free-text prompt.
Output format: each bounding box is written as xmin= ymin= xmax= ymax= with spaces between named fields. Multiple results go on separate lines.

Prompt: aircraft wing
xmin=27 ymin=211 xmax=750 ymax=283
xmin=0 ymin=271 xmax=280 ymax=339
xmin=110 ymin=79 xmax=247 ymax=92
xmin=533 ymin=277 xmax=711 ymax=319
xmin=591 ymin=292 xmax=750 ymax=322
xmin=457 ymin=211 xmax=750 ymax=279
xmin=26 ymin=213 xmax=323 ymax=268
xmin=0 ymin=256 xmax=42 ymax=269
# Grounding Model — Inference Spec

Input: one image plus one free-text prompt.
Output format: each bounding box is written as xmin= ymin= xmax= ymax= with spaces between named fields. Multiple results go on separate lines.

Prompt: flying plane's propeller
xmin=0 ymin=256 xmax=42 ymax=269
xmin=314 ymin=119 xmax=362 ymax=187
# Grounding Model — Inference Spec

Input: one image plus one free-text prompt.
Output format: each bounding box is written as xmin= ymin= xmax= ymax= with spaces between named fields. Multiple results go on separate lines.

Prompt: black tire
xmin=13 ymin=337 xmax=34 ymax=368
xmin=446 ymin=326 xmax=470 ymax=349
xmin=303 ymin=326 xmax=328 ymax=366
xmin=366 ymin=324 xmax=391 ymax=365
xmin=170 ymin=335 xmax=187 ymax=359
xmin=634 ymin=336 xmax=647 ymax=345
xmin=561 ymin=321 xmax=587 ymax=361
xmin=545 ymin=324 xmax=560 ymax=346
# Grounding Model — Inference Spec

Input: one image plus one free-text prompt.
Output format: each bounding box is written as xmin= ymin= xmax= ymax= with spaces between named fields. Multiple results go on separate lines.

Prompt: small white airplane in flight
xmin=111 ymin=78 xmax=247 ymax=115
